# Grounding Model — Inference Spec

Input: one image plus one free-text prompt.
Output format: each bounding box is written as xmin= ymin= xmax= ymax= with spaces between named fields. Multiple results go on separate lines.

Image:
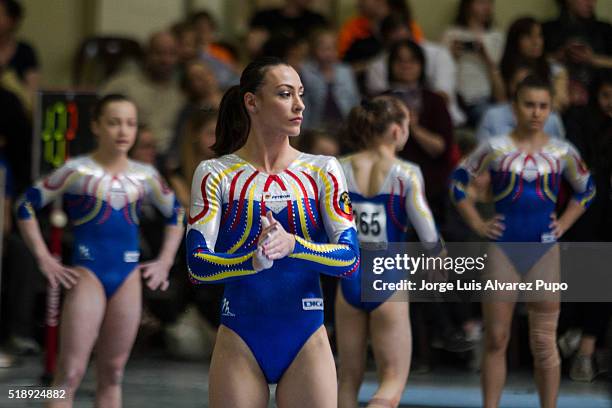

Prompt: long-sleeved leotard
xmin=450 ymin=134 xmax=595 ymax=272
xmin=186 ymin=152 xmax=359 ymax=383
xmin=340 ymin=157 xmax=444 ymax=311
xmin=16 ymin=156 xmax=184 ymax=297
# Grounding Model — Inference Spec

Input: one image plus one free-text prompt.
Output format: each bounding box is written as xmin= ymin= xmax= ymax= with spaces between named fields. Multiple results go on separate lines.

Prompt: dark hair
xmin=171 ymin=21 xmax=195 ymax=38
xmin=214 ymin=57 xmax=289 ymax=155
xmin=388 ymin=39 xmax=426 ymax=86
xmin=386 ymin=0 xmax=413 ymax=22
xmin=189 ymin=10 xmax=217 ymax=30
xmin=513 ymin=74 xmax=553 ymax=102
xmin=503 ymin=61 xmax=534 ymax=98
xmin=186 ymin=107 xmax=218 ymax=136
xmin=344 ymin=95 xmax=408 ymax=150
xmin=380 ymin=15 xmax=411 ymax=44
xmin=260 ymin=33 xmax=307 ymax=62
xmin=500 ymin=17 xmax=550 ymax=93
xmin=455 ymin=0 xmax=493 ymax=29
xmin=590 ymin=69 xmax=612 ymax=107
xmin=182 ymin=107 xmax=219 ymax=180
xmin=0 ymin=0 xmax=23 ymax=22
xmin=91 ymin=94 xmax=134 ymax=121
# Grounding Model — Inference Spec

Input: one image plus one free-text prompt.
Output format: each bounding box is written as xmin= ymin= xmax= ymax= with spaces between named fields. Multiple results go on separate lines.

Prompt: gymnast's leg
xmin=481 ymin=245 xmax=520 ymax=408
xmin=275 ymin=325 xmax=337 ymax=408
xmin=94 ymin=269 xmax=142 ymax=408
xmin=368 ymin=300 xmax=411 ymax=408
xmin=208 ymin=325 xmax=270 ymax=408
xmin=48 ymin=268 xmax=106 ymax=408
xmin=335 ymin=286 xmax=369 ymax=408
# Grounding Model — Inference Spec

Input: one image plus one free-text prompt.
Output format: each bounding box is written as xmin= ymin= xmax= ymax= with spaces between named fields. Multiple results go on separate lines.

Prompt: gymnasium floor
xmin=1 ymin=354 xmax=609 ymax=407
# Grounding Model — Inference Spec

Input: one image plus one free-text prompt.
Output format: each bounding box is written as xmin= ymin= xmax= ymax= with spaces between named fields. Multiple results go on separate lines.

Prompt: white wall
xmin=95 ymin=0 xmax=184 ymax=40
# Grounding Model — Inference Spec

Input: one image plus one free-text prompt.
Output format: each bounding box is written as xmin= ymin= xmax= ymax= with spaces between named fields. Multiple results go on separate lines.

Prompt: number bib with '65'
xmin=352 ymin=202 xmax=387 ymax=243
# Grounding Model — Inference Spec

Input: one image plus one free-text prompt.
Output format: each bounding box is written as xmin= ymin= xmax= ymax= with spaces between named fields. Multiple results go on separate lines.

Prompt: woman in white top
xmin=441 ymin=0 xmax=505 ymax=126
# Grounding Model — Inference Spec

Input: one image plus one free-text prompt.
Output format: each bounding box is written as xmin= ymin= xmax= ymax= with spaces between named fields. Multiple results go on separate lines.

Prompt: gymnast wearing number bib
xmin=185 ymin=58 xmax=359 ymax=408
xmin=335 ymin=96 xmax=444 ymax=408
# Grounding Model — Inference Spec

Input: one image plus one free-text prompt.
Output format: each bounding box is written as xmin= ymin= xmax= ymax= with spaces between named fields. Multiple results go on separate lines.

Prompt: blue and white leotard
xmin=16 ymin=156 xmax=184 ymax=297
xmin=450 ymin=134 xmax=595 ymax=272
xmin=340 ymin=157 xmax=443 ymax=311
xmin=186 ymin=152 xmax=360 ymax=384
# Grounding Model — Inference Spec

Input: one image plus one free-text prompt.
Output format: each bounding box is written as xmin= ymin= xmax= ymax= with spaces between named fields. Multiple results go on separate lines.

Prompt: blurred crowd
xmin=0 ymin=0 xmax=611 ymax=382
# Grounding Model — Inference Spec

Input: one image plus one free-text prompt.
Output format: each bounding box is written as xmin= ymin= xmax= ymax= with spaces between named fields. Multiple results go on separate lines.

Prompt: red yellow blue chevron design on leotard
xmin=185 ymin=152 xmax=359 ymax=383
xmin=450 ymin=134 xmax=595 ymax=243
xmin=16 ymin=156 xmax=184 ymax=297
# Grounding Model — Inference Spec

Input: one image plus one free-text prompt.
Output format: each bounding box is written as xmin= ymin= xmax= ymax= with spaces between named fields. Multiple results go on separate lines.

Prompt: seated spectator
xmin=167 ymin=108 xmax=217 ymax=210
xmin=300 ymin=28 xmax=359 ymax=134
xmin=385 ymin=40 xmax=455 ymax=222
xmin=249 ymin=0 xmax=328 ymax=42
xmin=100 ymin=31 xmax=184 ymax=157
xmin=441 ymin=0 xmax=505 ymax=126
xmin=339 ymin=0 xmax=424 ymax=64
xmin=365 ymin=14 xmax=466 ymax=125
xmin=171 ymin=21 xmax=199 ymax=65
xmin=476 ymin=64 xmax=565 ymax=141
xmin=190 ymin=10 xmax=239 ymax=90
xmin=260 ymin=33 xmax=309 ymax=72
xmin=166 ymin=59 xmax=222 ymax=171
xmin=543 ymin=0 xmax=612 ymax=106
xmin=501 ymin=16 xmax=569 ymax=111
xmin=129 ymin=125 xmax=157 ymax=165
xmin=0 ymin=0 xmax=39 ymax=113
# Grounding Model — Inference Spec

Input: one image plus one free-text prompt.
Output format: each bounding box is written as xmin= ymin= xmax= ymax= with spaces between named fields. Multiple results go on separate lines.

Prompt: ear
xmin=244 ymin=92 xmax=258 ymax=114
xmin=389 ymin=122 xmax=402 ymax=143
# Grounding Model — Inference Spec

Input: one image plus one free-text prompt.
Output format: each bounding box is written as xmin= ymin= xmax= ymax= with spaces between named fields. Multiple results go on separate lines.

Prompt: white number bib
xmin=352 ymin=202 xmax=387 ymax=244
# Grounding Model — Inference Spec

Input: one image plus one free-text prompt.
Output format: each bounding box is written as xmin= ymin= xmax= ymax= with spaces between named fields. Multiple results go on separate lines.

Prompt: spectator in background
xmin=1 ymin=128 xmax=44 ymax=358
xmin=561 ymin=71 xmax=612 ymax=381
xmin=171 ymin=21 xmax=199 ymax=65
xmin=300 ymin=28 xmax=359 ymax=135
xmin=477 ymin=64 xmax=566 ymax=141
xmin=0 ymin=0 xmax=39 ymax=114
xmin=441 ymin=0 xmax=505 ymax=127
xmin=190 ymin=11 xmax=239 ymax=90
xmin=249 ymin=0 xmax=327 ymax=43
xmin=543 ymin=0 xmax=612 ymax=106
xmin=365 ymin=14 xmax=466 ymax=126
xmin=298 ymin=129 xmax=340 ymax=157
xmin=165 ymin=108 xmax=221 ymax=360
xmin=260 ymin=33 xmax=309 ymax=72
xmin=0 ymin=70 xmax=30 ymax=195
xmin=129 ymin=125 xmax=157 ymax=165
xmin=168 ymin=108 xmax=217 ymax=209
xmin=166 ymin=59 xmax=222 ymax=171
xmin=101 ymin=31 xmax=184 ymax=158
xmin=338 ymin=0 xmax=424 ymax=65
xmin=501 ymin=17 xmax=569 ymax=112
xmin=386 ymin=40 xmax=455 ymax=223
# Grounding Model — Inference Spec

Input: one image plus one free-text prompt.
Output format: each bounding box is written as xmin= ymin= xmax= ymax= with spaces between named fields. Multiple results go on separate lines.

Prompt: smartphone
xmin=461 ymin=40 xmax=479 ymax=52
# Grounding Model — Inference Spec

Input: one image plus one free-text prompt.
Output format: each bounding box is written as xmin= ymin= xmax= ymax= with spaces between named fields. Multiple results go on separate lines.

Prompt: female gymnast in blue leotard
xmin=450 ymin=76 xmax=595 ymax=408
xmin=335 ymin=96 xmax=444 ymax=408
xmin=16 ymin=94 xmax=184 ymax=407
xmin=186 ymin=57 xmax=360 ymax=407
